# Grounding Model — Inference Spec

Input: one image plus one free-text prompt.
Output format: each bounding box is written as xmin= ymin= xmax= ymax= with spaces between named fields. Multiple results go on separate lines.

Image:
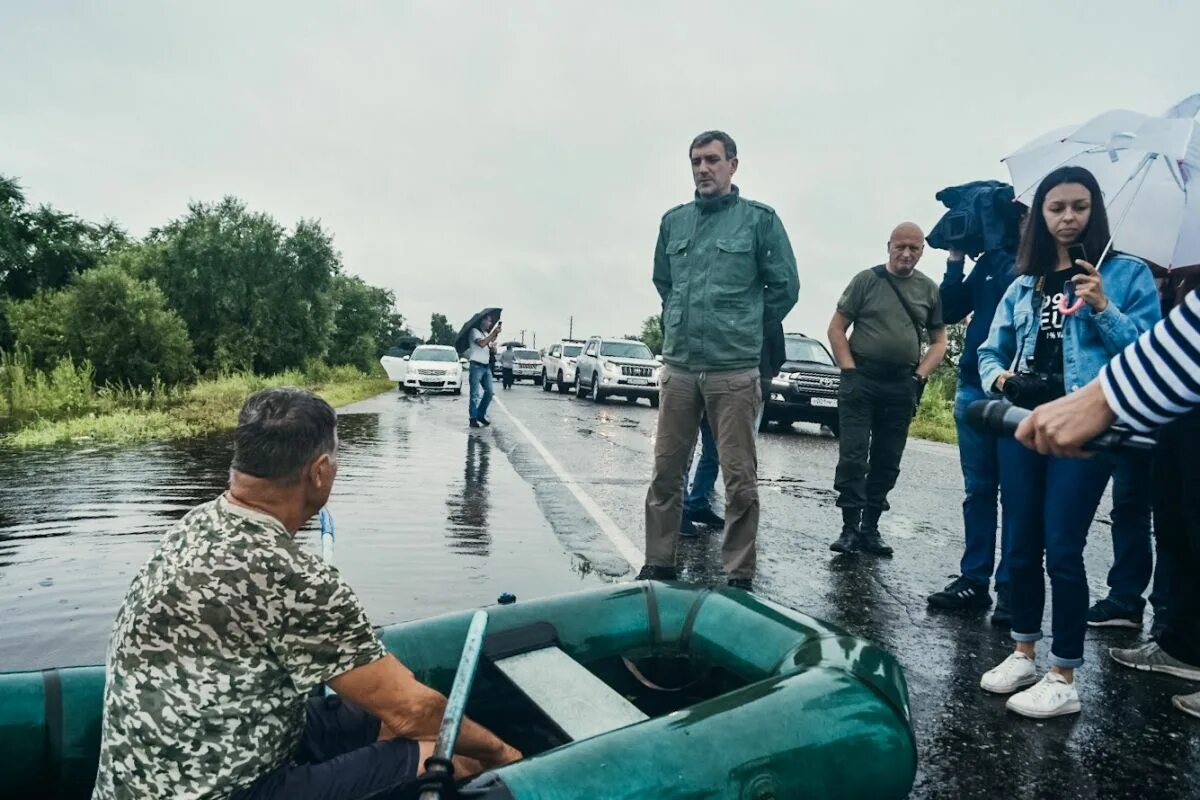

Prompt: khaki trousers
xmin=644 ymin=365 xmax=762 ymax=578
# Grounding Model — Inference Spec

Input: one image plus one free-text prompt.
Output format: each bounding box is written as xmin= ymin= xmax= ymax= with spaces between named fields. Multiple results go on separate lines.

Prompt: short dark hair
xmin=1016 ymin=166 xmax=1113 ymax=277
xmin=689 ymin=130 xmax=737 ymax=160
xmin=232 ymin=388 xmax=337 ymax=483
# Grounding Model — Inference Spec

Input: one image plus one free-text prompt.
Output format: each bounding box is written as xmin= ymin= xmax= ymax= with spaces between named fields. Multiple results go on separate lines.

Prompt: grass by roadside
xmin=910 ymin=373 xmax=957 ymax=445
xmin=0 ymin=351 xmax=393 ymax=448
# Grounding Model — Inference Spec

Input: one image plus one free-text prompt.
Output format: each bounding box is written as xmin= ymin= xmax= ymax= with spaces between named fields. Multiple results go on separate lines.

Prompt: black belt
xmin=855 ymin=359 xmax=914 ymax=382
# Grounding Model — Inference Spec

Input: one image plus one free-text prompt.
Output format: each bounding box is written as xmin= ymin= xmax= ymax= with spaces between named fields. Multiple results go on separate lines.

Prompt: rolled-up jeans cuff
xmin=1049 ymin=653 xmax=1084 ymax=669
xmin=1010 ymin=630 xmax=1042 ymax=643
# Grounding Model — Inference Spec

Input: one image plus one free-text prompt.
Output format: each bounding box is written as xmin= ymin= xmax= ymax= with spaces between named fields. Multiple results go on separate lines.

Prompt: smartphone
xmin=1067 ymin=243 xmax=1088 ymax=267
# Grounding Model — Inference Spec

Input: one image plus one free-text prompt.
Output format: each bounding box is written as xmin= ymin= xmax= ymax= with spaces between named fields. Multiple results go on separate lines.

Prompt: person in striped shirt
xmin=1016 ymin=283 xmax=1200 ymax=721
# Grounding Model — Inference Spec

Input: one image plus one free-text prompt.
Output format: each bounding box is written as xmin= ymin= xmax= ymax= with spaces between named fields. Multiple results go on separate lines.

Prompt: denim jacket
xmin=977 ymin=255 xmax=1161 ymax=395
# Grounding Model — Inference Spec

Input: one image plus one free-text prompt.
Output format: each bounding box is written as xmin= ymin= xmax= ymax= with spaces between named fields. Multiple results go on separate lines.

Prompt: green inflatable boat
xmin=0 ymin=582 xmax=917 ymax=799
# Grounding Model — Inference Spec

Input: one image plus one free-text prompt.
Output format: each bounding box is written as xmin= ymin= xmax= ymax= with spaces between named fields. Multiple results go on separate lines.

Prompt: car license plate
xmin=628 ymin=378 xmax=648 ymax=385
xmin=811 ymin=397 xmax=838 ymax=408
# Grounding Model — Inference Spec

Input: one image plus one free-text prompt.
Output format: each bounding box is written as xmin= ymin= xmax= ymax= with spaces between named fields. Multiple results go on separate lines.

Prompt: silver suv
xmin=541 ymin=339 xmax=586 ymax=393
xmin=574 ymin=337 xmax=661 ymax=407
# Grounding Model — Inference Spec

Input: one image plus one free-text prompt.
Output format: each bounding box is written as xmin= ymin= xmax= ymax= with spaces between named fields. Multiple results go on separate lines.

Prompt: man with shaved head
xmin=827 ymin=222 xmax=947 ymax=556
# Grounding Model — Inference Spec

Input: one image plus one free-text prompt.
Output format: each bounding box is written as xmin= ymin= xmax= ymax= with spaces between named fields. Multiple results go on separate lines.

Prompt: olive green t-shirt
xmin=837 ymin=266 xmax=944 ymax=368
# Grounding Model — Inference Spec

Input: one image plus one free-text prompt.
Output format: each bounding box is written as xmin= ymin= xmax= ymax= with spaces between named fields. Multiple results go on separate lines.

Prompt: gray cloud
xmin=2 ymin=0 xmax=1196 ymax=347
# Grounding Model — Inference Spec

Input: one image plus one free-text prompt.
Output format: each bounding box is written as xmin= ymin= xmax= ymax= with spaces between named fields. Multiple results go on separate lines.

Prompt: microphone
xmin=965 ymin=400 xmax=1157 ymax=454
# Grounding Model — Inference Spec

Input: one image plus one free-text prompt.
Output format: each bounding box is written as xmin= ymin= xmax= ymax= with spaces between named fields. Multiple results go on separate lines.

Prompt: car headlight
xmin=771 ymin=392 xmax=786 ymax=402
xmin=602 ymin=360 xmax=619 ymax=374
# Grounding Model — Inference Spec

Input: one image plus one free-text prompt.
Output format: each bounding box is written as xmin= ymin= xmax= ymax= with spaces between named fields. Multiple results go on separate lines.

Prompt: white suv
xmin=574 ymin=337 xmax=661 ymax=407
xmin=541 ymin=339 xmax=586 ymax=393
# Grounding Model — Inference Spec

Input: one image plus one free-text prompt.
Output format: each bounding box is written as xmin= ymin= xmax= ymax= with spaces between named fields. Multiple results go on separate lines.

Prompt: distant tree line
xmin=0 ymin=175 xmax=458 ymax=388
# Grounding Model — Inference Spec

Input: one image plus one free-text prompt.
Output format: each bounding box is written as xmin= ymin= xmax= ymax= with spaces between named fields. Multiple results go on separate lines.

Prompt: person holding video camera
xmin=974 ymin=166 xmax=1160 ymax=719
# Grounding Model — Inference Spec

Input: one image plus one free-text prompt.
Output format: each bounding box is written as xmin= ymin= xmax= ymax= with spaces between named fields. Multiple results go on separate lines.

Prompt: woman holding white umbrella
xmin=976 ymin=165 xmax=1161 ymax=718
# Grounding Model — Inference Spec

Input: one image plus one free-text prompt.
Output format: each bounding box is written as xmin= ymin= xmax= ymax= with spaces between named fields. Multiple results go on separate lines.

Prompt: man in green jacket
xmin=638 ymin=130 xmax=799 ymax=589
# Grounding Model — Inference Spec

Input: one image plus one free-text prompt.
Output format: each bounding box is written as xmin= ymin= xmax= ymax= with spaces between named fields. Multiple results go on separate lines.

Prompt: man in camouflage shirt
xmin=93 ymin=388 xmax=519 ymax=800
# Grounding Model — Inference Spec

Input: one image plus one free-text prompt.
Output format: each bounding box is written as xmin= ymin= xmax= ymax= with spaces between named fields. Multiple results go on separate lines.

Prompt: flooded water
xmin=0 ymin=392 xmax=594 ymax=672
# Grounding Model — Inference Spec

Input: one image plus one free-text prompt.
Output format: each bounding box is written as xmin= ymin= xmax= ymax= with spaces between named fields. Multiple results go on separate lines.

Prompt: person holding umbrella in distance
xmin=456 ymin=309 xmax=503 ymax=429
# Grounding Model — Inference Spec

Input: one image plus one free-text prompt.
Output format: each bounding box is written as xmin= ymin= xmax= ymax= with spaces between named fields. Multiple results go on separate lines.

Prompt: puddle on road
xmin=0 ymin=393 xmax=593 ymax=672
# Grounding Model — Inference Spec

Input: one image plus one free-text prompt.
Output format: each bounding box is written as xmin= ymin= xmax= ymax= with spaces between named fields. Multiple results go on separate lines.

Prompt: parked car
xmin=763 ymin=333 xmax=840 ymax=434
xmin=491 ymin=346 xmax=543 ymax=384
xmin=541 ymin=339 xmax=586 ymax=393
xmin=395 ymin=345 xmax=464 ymax=394
xmin=574 ymin=337 xmax=661 ymax=407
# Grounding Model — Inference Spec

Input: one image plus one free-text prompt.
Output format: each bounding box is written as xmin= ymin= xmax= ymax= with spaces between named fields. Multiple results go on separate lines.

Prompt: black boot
xmin=830 ymin=508 xmax=861 ymax=553
xmin=857 ymin=507 xmax=893 ymax=557
xmin=637 ymin=565 xmax=678 ymax=581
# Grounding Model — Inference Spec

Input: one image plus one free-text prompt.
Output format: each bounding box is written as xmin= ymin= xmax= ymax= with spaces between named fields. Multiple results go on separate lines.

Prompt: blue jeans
xmin=1105 ymin=453 xmax=1171 ymax=615
xmin=953 ymin=382 xmax=1007 ymax=592
xmin=684 ymin=403 xmax=765 ymax=513
xmin=999 ymin=439 xmax=1113 ymax=668
xmin=468 ymin=363 xmax=494 ymax=422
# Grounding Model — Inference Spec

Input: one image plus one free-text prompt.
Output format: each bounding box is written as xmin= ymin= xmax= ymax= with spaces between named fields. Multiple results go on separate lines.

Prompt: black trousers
xmin=833 ymin=369 xmax=916 ymax=513
xmin=501 ymin=368 xmax=514 ymax=388
xmin=231 ymin=696 xmax=420 ymax=800
xmin=1153 ymin=410 xmax=1200 ymax=667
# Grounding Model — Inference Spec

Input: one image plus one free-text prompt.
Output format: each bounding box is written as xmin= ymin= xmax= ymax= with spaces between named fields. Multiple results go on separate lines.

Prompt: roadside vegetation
xmin=0 ymin=175 xmax=417 ymax=447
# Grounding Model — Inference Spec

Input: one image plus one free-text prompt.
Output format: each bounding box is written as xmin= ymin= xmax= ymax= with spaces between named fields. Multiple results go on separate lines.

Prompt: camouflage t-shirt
xmin=92 ymin=495 xmax=386 ymax=800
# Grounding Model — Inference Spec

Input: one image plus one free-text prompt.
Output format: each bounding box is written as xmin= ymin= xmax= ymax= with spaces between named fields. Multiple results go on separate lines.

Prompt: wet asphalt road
xmin=420 ymin=380 xmax=1197 ymax=800
xmin=2 ymin=381 xmax=1196 ymax=798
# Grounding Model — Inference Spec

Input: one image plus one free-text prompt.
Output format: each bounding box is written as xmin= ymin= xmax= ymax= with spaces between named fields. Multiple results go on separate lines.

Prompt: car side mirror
xmin=402 ymin=355 xmax=410 ymax=361
xmin=655 ymin=355 xmax=663 ymax=363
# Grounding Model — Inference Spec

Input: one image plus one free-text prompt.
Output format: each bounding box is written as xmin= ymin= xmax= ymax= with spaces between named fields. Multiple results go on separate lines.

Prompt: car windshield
xmin=563 ymin=345 xmax=583 ymax=357
xmin=600 ymin=342 xmax=653 ymax=359
xmin=516 ymin=350 xmax=539 ymax=360
xmin=784 ymin=338 xmax=833 ymax=365
xmin=411 ymin=348 xmax=457 ymax=362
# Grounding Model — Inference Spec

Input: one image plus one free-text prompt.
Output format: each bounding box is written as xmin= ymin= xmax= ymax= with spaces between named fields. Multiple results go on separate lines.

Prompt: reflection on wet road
xmin=1 ymin=383 xmax=1196 ymax=798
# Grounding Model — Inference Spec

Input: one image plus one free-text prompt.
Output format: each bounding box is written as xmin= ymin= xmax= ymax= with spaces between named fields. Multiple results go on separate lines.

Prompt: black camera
xmin=1002 ymin=370 xmax=1064 ymax=409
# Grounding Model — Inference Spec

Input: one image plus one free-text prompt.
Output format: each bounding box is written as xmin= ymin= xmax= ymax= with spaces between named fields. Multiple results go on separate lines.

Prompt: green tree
xmin=330 ymin=275 xmax=395 ymax=371
xmin=139 ymin=197 xmax=338 ymax=374
xmin=637 ymin=314 xmax=663 ymax=355
xmin=428 ymin=312 xmax=456 ymax=346
xmin=0 ymin=175 xmax=129 ymax=347
xmin=7 ymin=263 xmax=192 ymax=387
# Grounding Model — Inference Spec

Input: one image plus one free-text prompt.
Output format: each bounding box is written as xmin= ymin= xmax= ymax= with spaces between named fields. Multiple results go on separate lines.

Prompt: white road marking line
xmin=493 ymin=397 xmax=643 ymax=570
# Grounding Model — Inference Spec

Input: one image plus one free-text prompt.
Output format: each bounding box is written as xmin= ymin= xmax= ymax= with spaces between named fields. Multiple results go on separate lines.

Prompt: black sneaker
xmin=688 ymin=507 xmax=725 ymax=529
xmin=927 ymin=576 xmax=992 ymax=611
xmin=469 ymin=419 xmax=481 ymax=428
xmin=1151 ymin=617 xmax=1168 ymax=640
xmin=1087 ymin=598 xmax=1144 ymax=629
xmin=636 ymin=565 xmax=678 ymax=581
xmin=856 ymin=530 xmax=893 ymax=558
xmin=830 ymin=528 xmax=859 ymax=553
xmin=679 ymin=517 xmax=699 ymax=538
xmin=478 ymin=418 xmax=491 ymax=427
xmin=991 ymin=598 xmax=1012 ymax=628
xmin=727 ymin=577 xmax=753 ymax=591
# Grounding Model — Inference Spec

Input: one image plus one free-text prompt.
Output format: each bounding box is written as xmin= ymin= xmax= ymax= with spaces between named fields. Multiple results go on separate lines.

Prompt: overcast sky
xmin=3 ymin=1 xmax=1197 ymax=348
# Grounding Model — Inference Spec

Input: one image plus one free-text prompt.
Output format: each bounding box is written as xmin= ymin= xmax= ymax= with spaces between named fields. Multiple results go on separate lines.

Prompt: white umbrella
xmin=1003 ymin=93 xmax=1200 ymax=269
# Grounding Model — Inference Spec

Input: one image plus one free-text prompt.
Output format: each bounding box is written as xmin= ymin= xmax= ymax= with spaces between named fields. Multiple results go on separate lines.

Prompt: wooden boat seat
xmin=493 ymin=645 xmax=648 ymax=742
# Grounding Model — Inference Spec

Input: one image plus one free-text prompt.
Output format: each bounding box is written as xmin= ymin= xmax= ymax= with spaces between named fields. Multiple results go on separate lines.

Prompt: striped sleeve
xmin=1100 ymin=287 xmax=1200 ymax=432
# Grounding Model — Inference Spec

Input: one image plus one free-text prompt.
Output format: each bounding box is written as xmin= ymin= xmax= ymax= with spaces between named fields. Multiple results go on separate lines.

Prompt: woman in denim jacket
xmin=975 ymin=166 xmax=1160 ymax=718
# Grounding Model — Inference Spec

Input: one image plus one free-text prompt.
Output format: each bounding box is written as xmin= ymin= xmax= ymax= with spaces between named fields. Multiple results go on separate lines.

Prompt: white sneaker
xmin=980 ymin=651 xmax=1038 ymax=694
xmin=1006 ymin=672 xmax=1081 ymax=719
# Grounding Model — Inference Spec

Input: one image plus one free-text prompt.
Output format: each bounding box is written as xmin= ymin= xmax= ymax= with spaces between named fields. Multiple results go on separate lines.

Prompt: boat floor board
xmin=493 ymin=647 xmax=648 ymax=742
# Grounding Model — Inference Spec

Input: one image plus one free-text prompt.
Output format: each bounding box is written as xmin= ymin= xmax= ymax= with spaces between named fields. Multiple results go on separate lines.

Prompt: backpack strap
xmin=871 ymin=265 xmax=928 ymax=351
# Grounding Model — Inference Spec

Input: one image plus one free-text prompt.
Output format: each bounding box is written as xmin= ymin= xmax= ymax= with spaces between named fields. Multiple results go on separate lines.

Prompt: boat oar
xmin=419 ymin=610 xmax=489 ymax=800
xmin=319 ymin=506 xmax=335 ymax=564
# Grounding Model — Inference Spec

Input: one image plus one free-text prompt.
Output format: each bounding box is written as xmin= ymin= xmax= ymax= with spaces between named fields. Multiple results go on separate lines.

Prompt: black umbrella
xmin=455 ymin=307 xmax=502 ymax=354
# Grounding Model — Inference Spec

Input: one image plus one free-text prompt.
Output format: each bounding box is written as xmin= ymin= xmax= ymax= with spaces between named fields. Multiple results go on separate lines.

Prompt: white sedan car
xmin=381 ymin=345 xmax=463 ymax=394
